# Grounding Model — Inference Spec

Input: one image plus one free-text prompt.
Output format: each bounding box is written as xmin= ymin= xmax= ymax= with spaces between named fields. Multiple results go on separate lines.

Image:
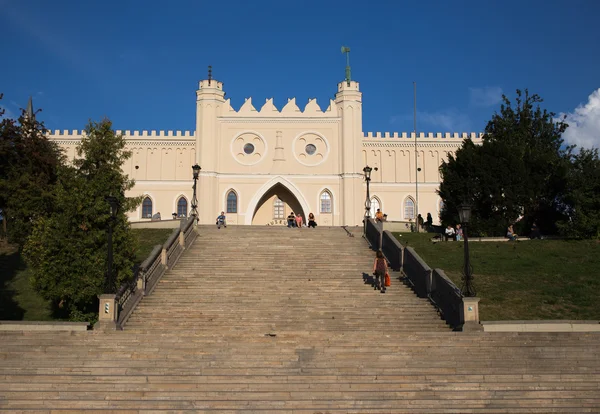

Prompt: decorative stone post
xmin=136 ymin=275 xmax=146 ymax=295
xmin=94 ymin=294 xmax=118 ymax=330
xmin=179 ymin=230 xmax=185 ymax=247
xmin=461 ymin=296 xmax=483 ymax=331
xmin=161 ymin=248 xmax=168 ymax=267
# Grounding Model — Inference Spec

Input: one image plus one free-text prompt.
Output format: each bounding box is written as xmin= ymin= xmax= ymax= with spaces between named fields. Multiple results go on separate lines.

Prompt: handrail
xmin=101 ymin=218 xmax=197 ymax=330
xmin=365 ymin=218 xmax=381 ymax=248
xmin=361 ymin=228 xmax=471 ymax=330
xmin=430 ymin=268 xmax=463 ymax=330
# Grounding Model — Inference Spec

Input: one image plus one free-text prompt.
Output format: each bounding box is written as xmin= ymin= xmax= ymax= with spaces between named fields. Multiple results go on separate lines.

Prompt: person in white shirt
xmin=445 ymin=225 xmax=456 ymax=241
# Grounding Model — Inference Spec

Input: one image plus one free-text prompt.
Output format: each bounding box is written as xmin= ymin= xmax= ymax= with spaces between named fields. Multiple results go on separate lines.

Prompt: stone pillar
xmin=179 ymin=230 xmax=185 ymax=247
xmin=161 ymin=248 xmax=167 ymax=267
xmin=461 ymin=297 xmax=483 ymax=331
xmin=94 ymin=294 xmax=118 ymax=331
xmin=136 ymin=275 xmax=146 ymax=295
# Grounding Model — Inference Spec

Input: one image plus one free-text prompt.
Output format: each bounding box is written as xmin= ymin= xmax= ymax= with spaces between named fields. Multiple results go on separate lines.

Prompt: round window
xmin=243 ymin=143 xmax=255 ymax=154
xmin=305 ymin=144 xmax=317 ymax=155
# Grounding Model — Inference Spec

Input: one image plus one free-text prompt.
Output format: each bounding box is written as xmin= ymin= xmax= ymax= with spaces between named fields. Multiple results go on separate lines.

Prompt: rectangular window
xmin=320 ymin=199 xmax=331 ymax=213
xmin=274 ymin=204 xmax=284 ymax=219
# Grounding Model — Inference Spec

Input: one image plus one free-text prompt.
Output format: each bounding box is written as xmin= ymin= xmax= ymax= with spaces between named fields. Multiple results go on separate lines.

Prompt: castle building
xmin=47 ymin=74 xmax=480 ymax=226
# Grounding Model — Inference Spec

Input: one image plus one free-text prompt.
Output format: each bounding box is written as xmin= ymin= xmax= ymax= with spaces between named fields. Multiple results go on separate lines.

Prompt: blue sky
xmin=1 ymin=0 xmax=599 ymax=147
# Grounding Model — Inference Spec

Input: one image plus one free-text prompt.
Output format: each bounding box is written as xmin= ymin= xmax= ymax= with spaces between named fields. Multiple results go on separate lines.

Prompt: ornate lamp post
xmin=458 ymin=203 xmax=476 ymax=297
xmin=105 ymin=196 xmax=119 ymax=294
xmin=362 ymin=165 xmax=378 ymax=236
xmin=190 ymin=164 xmax=201 ymax=222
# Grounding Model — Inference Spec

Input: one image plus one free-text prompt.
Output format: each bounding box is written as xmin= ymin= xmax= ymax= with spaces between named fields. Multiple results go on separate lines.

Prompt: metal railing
xmin=361 ymin=226 xmax=469 ymax=330
xmin=382 ymin=231 xmax=403 ymax=271
xmin=365 ymin=218 xmax=381 ymax=248
xmin=402 ymin=246 xmax=432 ymax=298
xmin=430 ymin=268 xmax=463 ymax=329
xmin=109 ymin=218 xmax=197 ymax=329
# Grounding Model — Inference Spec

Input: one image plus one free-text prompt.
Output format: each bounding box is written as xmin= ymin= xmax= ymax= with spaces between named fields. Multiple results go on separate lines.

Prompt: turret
xmin=195 ymin=66 xmax=226 ymax=169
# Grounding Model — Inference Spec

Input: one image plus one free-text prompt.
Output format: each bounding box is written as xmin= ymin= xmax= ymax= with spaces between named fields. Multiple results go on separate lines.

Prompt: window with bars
xmin=142 ymin=197 xmax=152 ymax=218
xmin=320 ymin=191 xmax=332 ymax=213
xmin=177 ymin=197 xmax=187 ymax=217
xmin=226 ymin=191 xmax=237 ymax=213
xmin=273 ymin=198 xmax=284 ymax=219
xmin=404 ymin=198 xmax=415 ymax=219
xmin=370 ymin=197 xmax=380 ymax=218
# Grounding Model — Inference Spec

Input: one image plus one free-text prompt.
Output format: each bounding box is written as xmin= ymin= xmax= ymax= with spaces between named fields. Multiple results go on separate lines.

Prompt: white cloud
xmin=558 ymin=88 xmax=600 ymax=149
xmin=469 ymin=86 xmax=503 ymax=107
xmin=390 ymin=109 xmax=472 ymax=132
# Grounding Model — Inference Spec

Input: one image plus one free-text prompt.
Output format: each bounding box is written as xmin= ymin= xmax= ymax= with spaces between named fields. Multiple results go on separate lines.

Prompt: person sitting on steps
xmin=216 ymin=211 xmax=226 ymax=229
xmin=287 ymin=212 xmax=296 ymax=228
xmin=375 ymin=208 xmax=384 ymax=222
xmin=307 ymin=212 xmax=317 ymax=228
xmin=295 ymin=213 xmax=303 ymax=229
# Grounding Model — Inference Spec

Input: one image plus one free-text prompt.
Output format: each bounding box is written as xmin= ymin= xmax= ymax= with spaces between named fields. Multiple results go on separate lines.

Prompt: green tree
xmin=24 ymin=119 xmax=141 ymax=321
xmin=557 ymin=148 xmax=600 ymax=239
xmin=0 ymin=96 xmax=64 ymax=247
xmin=439 ymin=90 xmax=569 ymax=236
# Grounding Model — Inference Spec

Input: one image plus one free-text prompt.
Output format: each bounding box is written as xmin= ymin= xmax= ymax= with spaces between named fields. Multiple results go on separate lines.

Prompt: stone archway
xmin=244 ymin=177 xmax=310 ymax=225
xmin=251 ymin=184 xmax=305 ymax=226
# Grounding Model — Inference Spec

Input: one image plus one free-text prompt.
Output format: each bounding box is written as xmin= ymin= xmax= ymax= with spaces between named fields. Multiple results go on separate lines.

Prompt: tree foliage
xmin=24 ymin=119 xmax=141 ymax=321
xmin=439 ymin=90 xmax=570 ymax=236
xmin=0 ymin=95 xmax=64 ymax=246
xmin=557 ymin=148 xmax=600 ymax=239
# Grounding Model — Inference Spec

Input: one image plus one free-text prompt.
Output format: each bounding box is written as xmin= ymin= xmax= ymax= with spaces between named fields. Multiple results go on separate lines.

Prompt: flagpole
xmin=414 ymin=82 xmax=419 ymax=232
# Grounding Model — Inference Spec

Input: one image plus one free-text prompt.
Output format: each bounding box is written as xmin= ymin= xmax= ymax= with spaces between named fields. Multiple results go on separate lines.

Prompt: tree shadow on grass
xmin=0 ymin=243 xmax=26 ymax=320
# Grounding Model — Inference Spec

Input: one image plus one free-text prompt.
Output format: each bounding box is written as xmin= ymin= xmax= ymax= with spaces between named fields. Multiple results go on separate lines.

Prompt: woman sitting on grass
xmin=507 ymin=225 xmax=518 ymax=241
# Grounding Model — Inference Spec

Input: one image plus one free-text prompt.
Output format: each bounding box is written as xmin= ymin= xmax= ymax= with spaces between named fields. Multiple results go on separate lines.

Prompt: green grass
xmin=0 ymin=228 xmax=173 ymax=321
xmin=393 ymin=232 xmax=600 ymax=321
xmin=131 ymin=228 xmax=174 ymax=264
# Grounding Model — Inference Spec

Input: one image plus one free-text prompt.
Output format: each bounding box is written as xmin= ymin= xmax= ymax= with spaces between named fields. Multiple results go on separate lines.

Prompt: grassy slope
xmin=0 ymin=228 xmax=173 ymax=321
xmin=393 ymin=232 xmax=600 ymax=321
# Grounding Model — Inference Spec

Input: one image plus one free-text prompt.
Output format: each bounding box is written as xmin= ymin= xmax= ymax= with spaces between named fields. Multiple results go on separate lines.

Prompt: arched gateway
xmin=244 ymin=177 xmax=310 ymax=225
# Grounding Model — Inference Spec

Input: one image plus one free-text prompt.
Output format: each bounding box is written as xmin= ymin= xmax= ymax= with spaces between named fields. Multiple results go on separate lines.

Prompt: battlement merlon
xmin=364 ymin=132 xmax=484 ymax=140
xmin=46 ymin=130 xmax=195 ymax=139
xmin=198 ymin=79 xmax=224 ymax=91
xmin=337 ymin=80 xmax=360 ymax=92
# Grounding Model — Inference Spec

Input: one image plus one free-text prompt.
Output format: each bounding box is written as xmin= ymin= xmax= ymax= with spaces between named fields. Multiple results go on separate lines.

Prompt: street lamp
xmin=190 ymin=164 xmax=201 ymax=222
xmin=362 ymin=165 xmax=378 ymax=236
xmin=458 ymin=203 xmax=476 ymax=297
xmin=105 ymin=195 xmax=119 ymax=294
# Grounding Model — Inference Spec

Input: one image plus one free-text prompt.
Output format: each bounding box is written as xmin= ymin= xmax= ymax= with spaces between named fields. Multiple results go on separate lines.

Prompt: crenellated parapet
xmin=364 ymin=132 xmax=484 ymax=140
xmin=220 ymin=97 xmax=339 ymax=117
xmin=47 ymin=130 xmax=195 ymax=139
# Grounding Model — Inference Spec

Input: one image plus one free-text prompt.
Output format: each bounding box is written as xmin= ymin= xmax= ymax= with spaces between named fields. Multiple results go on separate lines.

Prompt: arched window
xmin=439 ymin=199 xmax=445 ymax=214
xmin=320 ymin=191 xmax=332 ymax=213
xmin=177 ymin=197 xmax=188 ymax=218
xmin=404 ymin=197 xmax=415 ymax=220
xmin=142 ymin=197 xmax=153 ymax=218
xmin=273 ymin=198 xmax=284 ymax=219
xmin=226 ymin=191 xmax=237 ymax=214
xmin=370 ymin=197 xmax=380 ymax=218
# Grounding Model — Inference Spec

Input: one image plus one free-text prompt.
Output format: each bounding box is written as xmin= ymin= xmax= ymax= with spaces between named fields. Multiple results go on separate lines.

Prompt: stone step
xmin=2 ymin=227 xmax=600 ymax=412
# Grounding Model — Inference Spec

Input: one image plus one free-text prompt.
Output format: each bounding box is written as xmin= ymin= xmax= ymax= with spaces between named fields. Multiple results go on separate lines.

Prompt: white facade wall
xmin=47 ymin=78 xmax=482 ymax=226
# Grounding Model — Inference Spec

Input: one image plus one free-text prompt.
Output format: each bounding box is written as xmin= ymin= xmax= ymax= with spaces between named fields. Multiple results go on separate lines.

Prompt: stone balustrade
xmin=95 ymin=217 xmax=198 ymax=330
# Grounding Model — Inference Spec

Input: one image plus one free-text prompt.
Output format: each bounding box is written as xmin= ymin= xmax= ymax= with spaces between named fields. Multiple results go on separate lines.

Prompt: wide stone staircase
xmin=1 ymin=226 xmax=599 ymax=412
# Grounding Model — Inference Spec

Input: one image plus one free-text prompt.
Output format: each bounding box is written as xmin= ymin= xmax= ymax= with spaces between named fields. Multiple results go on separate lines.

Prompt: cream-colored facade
xmin=48 ymin=76 xmax=481 ymax=226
